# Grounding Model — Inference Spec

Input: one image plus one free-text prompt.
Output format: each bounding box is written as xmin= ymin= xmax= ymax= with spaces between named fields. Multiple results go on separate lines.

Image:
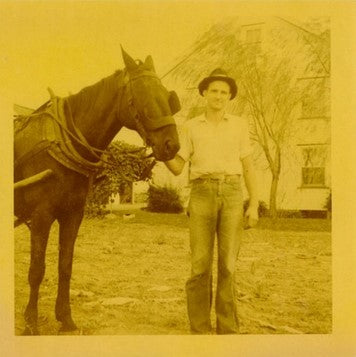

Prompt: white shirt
xmin=178 ymin=113 xmax=252 ymax=180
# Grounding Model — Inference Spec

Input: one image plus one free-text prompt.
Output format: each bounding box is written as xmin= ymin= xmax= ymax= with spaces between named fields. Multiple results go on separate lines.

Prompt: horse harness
xmin=122 ymin=69 xmax=179 ymax=141
xmin=14 ymin=69 xmax=180 ymax=182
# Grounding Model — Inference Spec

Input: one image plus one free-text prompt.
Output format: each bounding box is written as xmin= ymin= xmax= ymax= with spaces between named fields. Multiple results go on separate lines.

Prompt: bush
xmin=85 ymin=141 xmax=155 ymax=217
xmin=300 ymin=210 xmax=328 ymax=219
xmin=134 ymin=191 xmax=148 ymax=203
xmin=85 ymin=175 xmax=113 ymax=217
xmin=147 ymin=185 xmax=184 ymax=213
xmin=243 ymin=199 xmax=269 ymax=217
xmin=277 ymin=210 xmax=303 ymax=218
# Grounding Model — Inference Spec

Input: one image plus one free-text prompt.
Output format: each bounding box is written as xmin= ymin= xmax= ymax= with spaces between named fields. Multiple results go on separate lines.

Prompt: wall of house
xmin=237 ymin=17 xmax=331 ymax=211
xmin=151 ymin=17 xmax=331 ymax=212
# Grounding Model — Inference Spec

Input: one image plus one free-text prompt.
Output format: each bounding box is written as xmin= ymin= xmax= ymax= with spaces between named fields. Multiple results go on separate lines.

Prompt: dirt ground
xmin=14 ymin=209 xmax=332 ymax=335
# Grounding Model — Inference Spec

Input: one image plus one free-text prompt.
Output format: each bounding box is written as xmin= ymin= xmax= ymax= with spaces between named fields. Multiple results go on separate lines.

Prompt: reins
xmin=48 ymin=69 xmax=151 ymax=167
xmin=127 ymin=73 xmax=150 ymax=143
xmin=42 ymin=95 xmax=114 ymax=166
xmin=19 ymin=68 xmax=163 ymax=172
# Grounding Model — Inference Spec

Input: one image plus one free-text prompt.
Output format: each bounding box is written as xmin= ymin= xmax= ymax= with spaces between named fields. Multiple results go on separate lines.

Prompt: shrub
xmin=277 ymin=210 xmax=303 ymax=218
xmin=243 ymin=199 xmax=269 ymax=217
xmin=147 ymin=185 xmax=184 ymax=213
xmin=85 ymin=141 xmax=155 ymax=217
xmin=300 ymin=210 xmax=328 ymax=219
xmin=134 ymin=191 xmax=148 ymax=203
xmin=85 ymin=175 xmax=113 ymax=217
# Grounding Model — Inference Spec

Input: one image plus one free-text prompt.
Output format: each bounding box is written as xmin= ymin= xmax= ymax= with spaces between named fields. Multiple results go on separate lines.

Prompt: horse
xmin=14 ymin=48 xmax=181 ymax=335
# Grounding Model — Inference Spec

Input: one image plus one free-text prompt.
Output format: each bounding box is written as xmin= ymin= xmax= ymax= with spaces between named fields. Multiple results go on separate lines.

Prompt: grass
xmin=14 ymin=209 xmax=332 ymax=335
xmin=98 ymin=208 xmax=332 ymax=232
xmin=256 ymin=216 xmax=331 ymax=232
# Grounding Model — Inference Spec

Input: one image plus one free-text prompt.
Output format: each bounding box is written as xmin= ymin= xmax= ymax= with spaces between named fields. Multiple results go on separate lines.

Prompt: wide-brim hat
xmin=198 ymin=68 xmax=238 ymax=100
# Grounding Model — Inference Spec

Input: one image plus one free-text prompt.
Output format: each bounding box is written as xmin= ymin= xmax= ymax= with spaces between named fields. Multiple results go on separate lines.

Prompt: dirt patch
xmin=14 ymin=210 xmax=331 ymax=335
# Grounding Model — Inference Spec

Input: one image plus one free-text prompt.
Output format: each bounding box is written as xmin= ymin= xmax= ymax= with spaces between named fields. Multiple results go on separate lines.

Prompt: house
xmin=153 ymin=16 xmax=331 ymax=213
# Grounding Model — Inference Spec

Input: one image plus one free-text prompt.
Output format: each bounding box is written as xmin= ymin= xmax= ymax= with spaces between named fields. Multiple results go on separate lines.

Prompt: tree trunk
xmin=269 ymin=174 xmax=279 ymax=218
xmin=269 ymin=147 xmax=281 ymax=218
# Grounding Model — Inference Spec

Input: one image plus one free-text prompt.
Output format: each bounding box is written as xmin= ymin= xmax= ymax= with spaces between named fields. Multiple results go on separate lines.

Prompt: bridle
xmin=60 ymin=68 xmax=176 ymax=165
xmin=121 ymin=69 xmax=176 ymax=145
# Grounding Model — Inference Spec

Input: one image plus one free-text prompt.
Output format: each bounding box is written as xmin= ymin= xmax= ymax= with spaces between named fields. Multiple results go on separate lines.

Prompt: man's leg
xmin=186 ymin=181 xmax=217 ymax=334
xmin=216 ymin=179 xmax=244 ymax=334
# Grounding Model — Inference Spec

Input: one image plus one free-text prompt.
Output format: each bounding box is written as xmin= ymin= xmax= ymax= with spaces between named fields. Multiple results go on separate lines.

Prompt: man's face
xmin=203 ymin=80 xmax=231 ymax=111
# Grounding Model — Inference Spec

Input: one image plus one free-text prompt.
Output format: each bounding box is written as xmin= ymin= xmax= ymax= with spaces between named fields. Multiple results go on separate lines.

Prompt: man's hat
xmin=198 ymin=68 xmax=238 ymax=100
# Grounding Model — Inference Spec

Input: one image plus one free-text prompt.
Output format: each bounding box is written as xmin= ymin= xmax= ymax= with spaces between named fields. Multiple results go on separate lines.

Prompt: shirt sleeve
xmin=239 ymin=118 xmax=253 ymax=159
xmin=176 ymin=122 xmax=193 ymax=162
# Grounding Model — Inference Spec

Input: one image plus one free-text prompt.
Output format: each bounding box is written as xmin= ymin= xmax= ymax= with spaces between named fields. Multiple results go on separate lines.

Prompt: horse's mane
xmin=67 ymin=70 xmax=124 ymax=116
xmin=66 ymin=62 xmax=155 ymax=118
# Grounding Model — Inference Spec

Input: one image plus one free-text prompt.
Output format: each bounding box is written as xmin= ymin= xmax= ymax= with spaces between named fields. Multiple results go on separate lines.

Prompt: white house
xmin=153 ymin=16 xmax=331 ymax=212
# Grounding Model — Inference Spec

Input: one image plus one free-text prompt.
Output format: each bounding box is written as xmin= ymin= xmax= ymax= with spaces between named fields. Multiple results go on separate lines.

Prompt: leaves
xmin=85 ymin=141 xmax=156 ymax=216
xmin=166 ymin=17 xmax=330 ymax=217
xmin=146 ymin=185 xmax=184 ymax=213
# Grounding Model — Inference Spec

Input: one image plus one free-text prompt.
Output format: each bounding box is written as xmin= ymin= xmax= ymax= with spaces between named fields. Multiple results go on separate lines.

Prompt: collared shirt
xmin=178 ymin=113 xmax=252 ymax=180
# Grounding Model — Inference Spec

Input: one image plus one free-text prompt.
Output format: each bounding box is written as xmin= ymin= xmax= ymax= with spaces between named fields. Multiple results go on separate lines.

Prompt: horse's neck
xmin=66 ymin=71 xmax=125 ymax=153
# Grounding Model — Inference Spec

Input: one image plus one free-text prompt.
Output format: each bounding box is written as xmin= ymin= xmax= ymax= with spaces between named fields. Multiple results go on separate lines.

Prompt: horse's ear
xmin=144 ymin=55 xmax=155 ymax=72
xmin=121 ymin=46 xmax=138 ymax=72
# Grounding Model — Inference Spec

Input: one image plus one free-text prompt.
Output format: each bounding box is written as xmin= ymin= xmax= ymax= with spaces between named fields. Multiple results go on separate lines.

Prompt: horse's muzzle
xmin=151 ymin=138 xmax=180 ymax=162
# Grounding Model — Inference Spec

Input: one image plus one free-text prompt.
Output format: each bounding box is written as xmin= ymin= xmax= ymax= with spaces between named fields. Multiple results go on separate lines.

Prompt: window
xmin=301 ymin=92 xmax=326 ymax=118
xmin=302 ymin=167 xmax=325 ymax=186
xmin=301 ymin=94 xmax=322 ymax=118
xmin=242 ymin=24 xmax=263 ymax=53
xmin=246 ymin=28 xmax=261 ymax=44
xmin=298 ymin=77 xmax=330 ymax=118
xmin=301 ymin=146 xmax=327 ymax=186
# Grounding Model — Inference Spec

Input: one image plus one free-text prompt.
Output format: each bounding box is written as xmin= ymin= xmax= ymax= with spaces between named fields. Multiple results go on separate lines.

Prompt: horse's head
xmin=120 ymin=48 xmax=180 ymax=162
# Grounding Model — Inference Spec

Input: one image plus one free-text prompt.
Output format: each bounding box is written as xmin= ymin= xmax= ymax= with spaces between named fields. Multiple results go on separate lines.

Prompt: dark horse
xmin=14 ymin=49 xmax=180 ymax=335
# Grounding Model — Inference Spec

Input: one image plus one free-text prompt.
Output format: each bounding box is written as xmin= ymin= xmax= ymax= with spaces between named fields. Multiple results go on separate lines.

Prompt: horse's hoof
xmin=58 ymin=327 xmax=82 ymax=335
xmin=59 ymin=318 xmax=78 ymax=332
xmin=22 ymin=325 xmax=39 ymax=335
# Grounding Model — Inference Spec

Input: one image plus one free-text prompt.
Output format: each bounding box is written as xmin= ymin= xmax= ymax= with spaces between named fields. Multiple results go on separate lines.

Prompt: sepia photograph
xmin=0 ymin=1 xmax=355 ymax=356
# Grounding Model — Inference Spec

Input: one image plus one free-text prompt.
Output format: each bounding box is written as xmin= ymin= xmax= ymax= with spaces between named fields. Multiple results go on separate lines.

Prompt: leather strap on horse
xmin=50 ymin=95 xmax=114 ymax=165
xmin=14 ymin=95 xmax=105 ymax=178
xmin=126 ymin=70 xmax=176 ymax=139
xmin=15 ymin=68 xmax=172 ymax=180
xmin=129 ymin=70 xmax=159 ymax=81
xmin=14 ymin=140 xmax=52 ymax=169
xmin=45 ymin=96 xmax=105 ymax=177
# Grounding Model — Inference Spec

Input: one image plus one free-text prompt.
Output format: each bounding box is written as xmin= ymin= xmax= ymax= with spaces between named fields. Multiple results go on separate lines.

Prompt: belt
xmin=192 ymin=174 xmax=240 ymax=183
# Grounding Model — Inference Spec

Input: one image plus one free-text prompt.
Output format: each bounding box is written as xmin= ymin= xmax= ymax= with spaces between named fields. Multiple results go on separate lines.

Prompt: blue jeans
xmin=186 ymin=175 xmax=243 ymax=334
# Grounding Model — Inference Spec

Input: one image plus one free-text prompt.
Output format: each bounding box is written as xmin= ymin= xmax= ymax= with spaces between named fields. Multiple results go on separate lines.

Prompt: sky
xmin=0 ymin=1 xmax=233 ymax=143
xmin=0 ymin=1 xmax=354 ymax=146
xmin=0 ymin=1 xmax=339 ymax=142
xmin=0 ymin=1 xmax=222 ymax=106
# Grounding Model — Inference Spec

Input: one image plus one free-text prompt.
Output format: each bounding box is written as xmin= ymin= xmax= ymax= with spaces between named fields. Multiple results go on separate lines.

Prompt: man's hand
xmin=164 ymin=155 xmax=185 ymax=176
xmin=244 ymin=205 xmax=259 ymax=229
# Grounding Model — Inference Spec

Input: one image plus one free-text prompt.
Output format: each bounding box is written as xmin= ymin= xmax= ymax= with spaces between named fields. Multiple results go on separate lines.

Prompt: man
xmin=164 ymin=68 xmax=259 ymax=334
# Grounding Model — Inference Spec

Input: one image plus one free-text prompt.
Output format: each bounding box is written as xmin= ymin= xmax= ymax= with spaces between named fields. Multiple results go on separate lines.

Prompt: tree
xmin=276 ymin=17 xmax=330 ymax=75
xmin=235 ymin=54 xmax=302 ymax=217
xmin=85 ymin=141 xmax=155 ymax=216
xmin=166 ymin=16 xmax=330 ymax=217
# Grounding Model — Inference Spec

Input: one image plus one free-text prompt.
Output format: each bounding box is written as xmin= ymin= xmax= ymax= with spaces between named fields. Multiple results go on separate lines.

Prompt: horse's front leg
xmin=55 ymin=208 xmax=84 ymax=332
xmin=23 ymin=209 xmax=55 ymax=335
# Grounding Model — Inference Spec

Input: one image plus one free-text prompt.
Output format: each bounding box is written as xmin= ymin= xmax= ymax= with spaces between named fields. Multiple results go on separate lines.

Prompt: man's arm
xmin=241 ymin=154 xmax=259 ymax=227
xmin=164 ymin=155 xmax=186 ymax=176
